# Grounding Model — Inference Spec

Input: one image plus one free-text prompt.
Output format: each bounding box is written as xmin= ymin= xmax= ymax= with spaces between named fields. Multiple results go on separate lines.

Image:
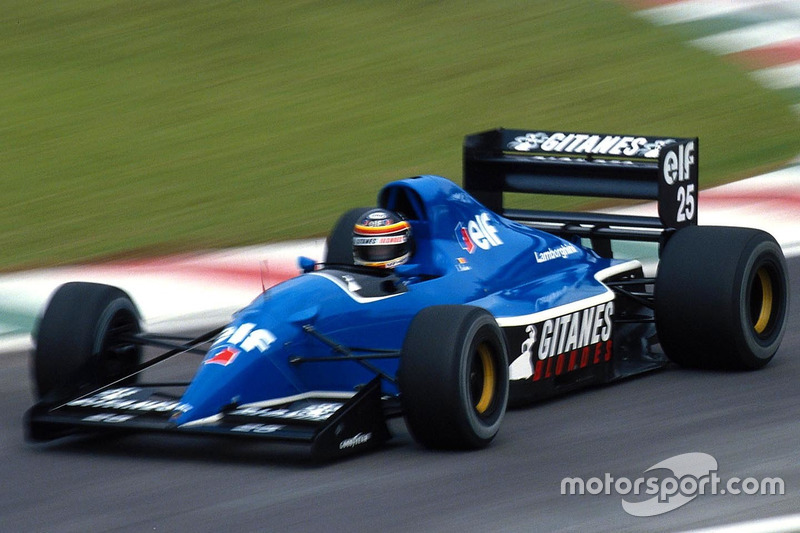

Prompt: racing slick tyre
xmin=399 ymin=305 xmax=509 ymax=450
xmin=34 ymin=282 xmax=142 ymax=402
xmin=325 ymin=207 xmax=371 ymax=265
xmin=655 ymin=226 xmax=788 ymax=370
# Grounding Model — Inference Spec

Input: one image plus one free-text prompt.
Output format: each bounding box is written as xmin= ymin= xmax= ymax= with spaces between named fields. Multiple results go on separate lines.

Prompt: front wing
xmin=25 ymin=377 xmax=391 ymax=459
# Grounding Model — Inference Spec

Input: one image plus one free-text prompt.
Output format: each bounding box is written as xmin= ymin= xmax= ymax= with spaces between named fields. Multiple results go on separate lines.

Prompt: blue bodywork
xmin=27 ymin=129 xmax=701 ymax=455
xmin=175 ymin=175 xmax=642 ymax=425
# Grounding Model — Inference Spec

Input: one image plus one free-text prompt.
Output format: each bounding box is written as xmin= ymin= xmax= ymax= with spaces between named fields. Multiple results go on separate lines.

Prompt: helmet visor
xmin=353 ymin=234 xmax=408 ymax=263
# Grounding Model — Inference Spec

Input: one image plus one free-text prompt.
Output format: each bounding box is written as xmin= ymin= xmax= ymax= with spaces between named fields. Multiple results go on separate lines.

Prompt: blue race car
xmin=26 ymin=128 xmax=790 ymax=458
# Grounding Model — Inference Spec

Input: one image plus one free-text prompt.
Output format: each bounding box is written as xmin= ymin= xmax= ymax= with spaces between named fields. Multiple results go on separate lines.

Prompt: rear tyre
xmin=34 ymin=282 xmax=142 ymax=401
xmin=655 ymin=226 xmax=788 ymax=370
xmin=400 ymin=305 xmax=509 ymax=449
xmin=325 ymin=207 xmax=372 ymax=265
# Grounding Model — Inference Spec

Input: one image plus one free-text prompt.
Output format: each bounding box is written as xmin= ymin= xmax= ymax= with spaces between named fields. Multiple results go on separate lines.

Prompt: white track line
xmin=638 ymin=1 xmax=758 ymax=25
xmin=692 ymin=20 xmax=800 ymax=54
xmin=680 ymin=513 xmax=800 ymax=533
xmin=751 ymin=62 xmax=800 ymax=90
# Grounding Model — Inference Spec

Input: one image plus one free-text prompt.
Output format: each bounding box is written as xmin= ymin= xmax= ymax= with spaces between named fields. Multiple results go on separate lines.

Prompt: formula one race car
xmin=25 ymin=128 xmax=790 ymax=458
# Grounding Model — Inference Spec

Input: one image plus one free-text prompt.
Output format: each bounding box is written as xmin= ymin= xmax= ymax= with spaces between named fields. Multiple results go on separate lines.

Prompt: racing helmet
xmin=353 ymin=208 xmax=412 ymax=268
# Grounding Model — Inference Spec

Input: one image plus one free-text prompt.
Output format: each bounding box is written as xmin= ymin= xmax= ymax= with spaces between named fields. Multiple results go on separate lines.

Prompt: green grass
xmin=2 ymin=1 xmax=798 ymax=270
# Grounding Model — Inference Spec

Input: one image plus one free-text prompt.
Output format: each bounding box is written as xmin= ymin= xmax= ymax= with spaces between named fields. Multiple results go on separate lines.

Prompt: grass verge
xmin=2 ymin=1 xmax=798 ymax=270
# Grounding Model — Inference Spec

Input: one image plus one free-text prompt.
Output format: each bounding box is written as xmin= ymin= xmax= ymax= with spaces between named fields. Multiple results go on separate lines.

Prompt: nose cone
xmin=171 ymin=272 xmax=337 ymax=426
xmin=172 ymin=321 xmax=300 ymax=426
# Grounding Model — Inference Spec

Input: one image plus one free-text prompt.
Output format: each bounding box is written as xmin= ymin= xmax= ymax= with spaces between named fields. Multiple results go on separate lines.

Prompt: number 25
xmin=676 ymin=184 xmax=695 ymax=223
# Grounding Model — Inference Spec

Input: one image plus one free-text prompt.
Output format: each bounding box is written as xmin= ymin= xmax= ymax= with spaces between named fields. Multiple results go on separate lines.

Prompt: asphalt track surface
xmin=2 ymin=257 xmax=798 ymax=533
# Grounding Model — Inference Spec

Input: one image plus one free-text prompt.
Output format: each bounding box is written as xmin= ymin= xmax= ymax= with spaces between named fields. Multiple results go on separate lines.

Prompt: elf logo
xmin=206 ymin=346 xmax=240 ymax=366
xmin=455 ymin=212 xmax=503 ymax=254
xmin=662 ymin=141 xmax=695 ymax=186
xmin=205 ymin=323 xmax=277 ymax=366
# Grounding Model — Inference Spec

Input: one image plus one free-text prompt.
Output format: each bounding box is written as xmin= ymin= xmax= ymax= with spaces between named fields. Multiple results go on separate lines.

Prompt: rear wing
xmin=463 ymin=128 xmax=698 ymax=256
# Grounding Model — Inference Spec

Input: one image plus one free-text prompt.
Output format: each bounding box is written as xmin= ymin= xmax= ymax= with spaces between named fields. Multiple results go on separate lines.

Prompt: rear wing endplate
xmin=463 ymin=128 xmax=698 ymax=253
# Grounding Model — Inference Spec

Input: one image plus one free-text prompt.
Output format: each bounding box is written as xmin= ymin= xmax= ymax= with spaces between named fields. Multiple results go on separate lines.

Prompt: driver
xmin=353 ymin=208 xmax=412 ymax=268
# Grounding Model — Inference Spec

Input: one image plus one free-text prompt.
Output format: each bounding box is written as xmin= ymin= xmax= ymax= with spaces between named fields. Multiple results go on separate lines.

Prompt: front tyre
xmin=399 ymin=305 xmax=509 ymax=450
xmin=34 ymin=282 xmax=142 ymax=401
xmin=655 ymin=226 xmax=789 ymax=370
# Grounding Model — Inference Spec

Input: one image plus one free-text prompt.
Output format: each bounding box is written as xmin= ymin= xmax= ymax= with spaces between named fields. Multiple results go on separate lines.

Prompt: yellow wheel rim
xmin=475 ymin=343 xmax=495 ymax=415
xmin=754 ymin=267 xmax=773 ymax=335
